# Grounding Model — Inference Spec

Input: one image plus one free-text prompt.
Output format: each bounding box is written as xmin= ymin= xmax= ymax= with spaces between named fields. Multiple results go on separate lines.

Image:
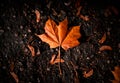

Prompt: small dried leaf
xmin=111 ymin=66 xmax=120 ymax=83
xmin=74 ymin=77 xmax=79 ymax=83
xmin=99 ymin=45 xmax=112 ymax=51
xmin=28 ymin=45 xmax=35 ymax=56
xmin=75 ymin=0 xmax=81 ymax=8
xmin=10 ymin=62 xmax=14 ymax=71
xmin=50 ymin=54 xmax=56 ymax=64
xmin=52 ymin=58 xmax=64 ymax=64
xmin=35 ymin=9 xmax=40 ymax=22
xmin=112 ymin=80 xmax=119 ymax=83
xmin=104 ymin=8 xmax=112 ymax=17
xmin=83 ymin=69 xmax=93 ymax=78
xmin=111 ymin=6 xmax=119 ymax=15
xmin=75 ymin=4 xmax=89 ymax=21
xmin=80 ymin=15 xmax=89 ymax=21
xmin=76 ymin=6 xmax=82 ymax=16
xmin=99 ymin=33 xmax=106 ymax=44
xmin=10 ymin=72 xmax=19 ymax=83
xmin=50 ymin=54 xmax=64 ymax=65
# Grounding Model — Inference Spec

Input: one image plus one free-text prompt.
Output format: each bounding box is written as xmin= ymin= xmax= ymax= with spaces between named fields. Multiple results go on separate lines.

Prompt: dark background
xmin=0 ymin=0 xmax=120 ymax=83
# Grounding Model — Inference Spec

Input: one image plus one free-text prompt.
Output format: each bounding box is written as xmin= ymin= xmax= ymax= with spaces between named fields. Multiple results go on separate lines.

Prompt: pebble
xmin=28 ymin=29 xmax=31 ymax=33
xmin=47 ymin=68 xmax=50 ymax=71
xmin=86 ymin=57 xmax=90 ymax=60
xmin=14 ymin=41 xmax=18 ymax=44
xmin=24 ymin=48 xmax=28 ymax=53
xmin=20 ymin=25 xmax=23 ymax=29
xmin=107 ymin=60 xmax=110 ymax=64
xmin=20 ymin=68 xmax=24 ymax=71
xmin=13 ymin=15 xmax=16 ymax=18
xmin=64 ymin=2 xmax=71 ymax=6
xmin=0 ymin=29 xmax=4 ymax=35
xmin=36 ymin=49 xmax=40 ymax=55
xmin=7 ymin=26 xmax=11 ymax=30
xmin=14 ymin=33 xmax=18 ymax=37
xmin=2 ymin=66 xmax=6 ymax=69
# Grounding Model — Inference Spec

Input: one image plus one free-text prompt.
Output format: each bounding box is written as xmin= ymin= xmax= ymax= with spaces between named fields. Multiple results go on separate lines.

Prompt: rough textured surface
xmin=0 ymin=0 xmax=120 ymax=83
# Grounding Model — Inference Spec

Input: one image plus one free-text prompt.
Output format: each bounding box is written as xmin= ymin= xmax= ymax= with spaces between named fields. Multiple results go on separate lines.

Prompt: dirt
xmin=0 ymin=0 xmax=120 ymax=83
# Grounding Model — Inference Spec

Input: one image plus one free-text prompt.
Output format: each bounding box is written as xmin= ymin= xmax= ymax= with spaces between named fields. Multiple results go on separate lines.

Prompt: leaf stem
xmin=58 ymin=46 xmax=62 ymax=75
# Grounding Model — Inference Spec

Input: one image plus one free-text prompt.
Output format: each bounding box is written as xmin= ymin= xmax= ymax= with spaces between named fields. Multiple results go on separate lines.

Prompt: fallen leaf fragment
xmin=74 ymin=75 xmax=79 ymax=83
xmin=75 ymin=5 xmax=89 ymax=21
xmin=112 ymin=80 xmax=119 ymax=83
xmin=76 ymin=6 xmax=82 ymax=16
xmin=99 ymin=33 xmax=106 ymax=44
xmin=36 ymin=18 xmax=81 ymax=50
xmin=50 ymin=54 xmax=64 ymax=65
xmin=52 ymin=58 xmax=64 ymax=64
xmin=35 ymin=9 xmax=40 ymax=22
xmin=50 ymin=54 xmax=56 ymax=64
xmin=83 ymin=69 xmax=93 ymax=78
xmin=75 ymin=0 xmax=81 ymax=8
xmin=70 ymin=61 xmax=79 ymax=83
xmin=80 ymin=15 xmax=89 ymax=21
xmin=10 ymin=62 xmax=14 ymax=71
xmin=28 ymin=45 xmax=35 ymax=56
xmin=111 ymin=66 xmax=120 ymax=83
xmin=104 ymin=8 xmax=112 ymax=17
xmin=111 ymin=6 xmax=119 ymax=15
xmin=104 ymin=6 xmax=119 ymax=17
xmin=10 ymin=72 xmax=19 ymax=83
xmin=99 ymin=45 xmax=112 ymax=51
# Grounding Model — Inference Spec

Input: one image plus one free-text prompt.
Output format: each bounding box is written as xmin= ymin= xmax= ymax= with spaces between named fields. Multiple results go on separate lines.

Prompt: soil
xmin=0 ymin=0 xmax=120 ymax=83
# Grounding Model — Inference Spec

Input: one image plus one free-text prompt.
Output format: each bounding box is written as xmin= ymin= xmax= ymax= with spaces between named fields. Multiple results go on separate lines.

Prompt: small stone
xmin=13 ymin=15 xmax=16 ymax=18
xmin=20 ymin=68 xmax=24 ymax=71
xmin=7 ymin=26 xmax=10 ymax=30
xmin=36 ymin=49 xmax=40 ymax=55
xmin=14 ymin=41 xmax=18 ymax=44
xmin=107 ymin=60 xmax=110 ymax=64
xmin=0 ymin=29 xmax=4 ymax=35
xmin=24 ymin=34 xmax=27 ymax=37
xmin=20 ymin=25 xmax=23 ymax=29
xmin=64 ymin=1 xmax=71 ymax=6
xmin=14 ymin=33 xmax=18 ymax=37
xmin=47 ymin=68 xmax=50 ymax=71
xmin=24 ymin=48 xmax=28 ymax=53
xmin=28 ymin=29 xmax=31 ymax=33
xmin=20 ymin=41 xmax=23 ymax=44
xmin=2 ymin=66 xmax=6 ymax=69
xmin=87 ymin=57 xmax=90 ymax=60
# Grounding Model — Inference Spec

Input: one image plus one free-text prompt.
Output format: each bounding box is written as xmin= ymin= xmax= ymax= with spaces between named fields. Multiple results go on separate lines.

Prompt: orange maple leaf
xmin=36 ymin=18 xmax=81 ymax=50
xmin=36 ymin=18 xmax=81 ymax=74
